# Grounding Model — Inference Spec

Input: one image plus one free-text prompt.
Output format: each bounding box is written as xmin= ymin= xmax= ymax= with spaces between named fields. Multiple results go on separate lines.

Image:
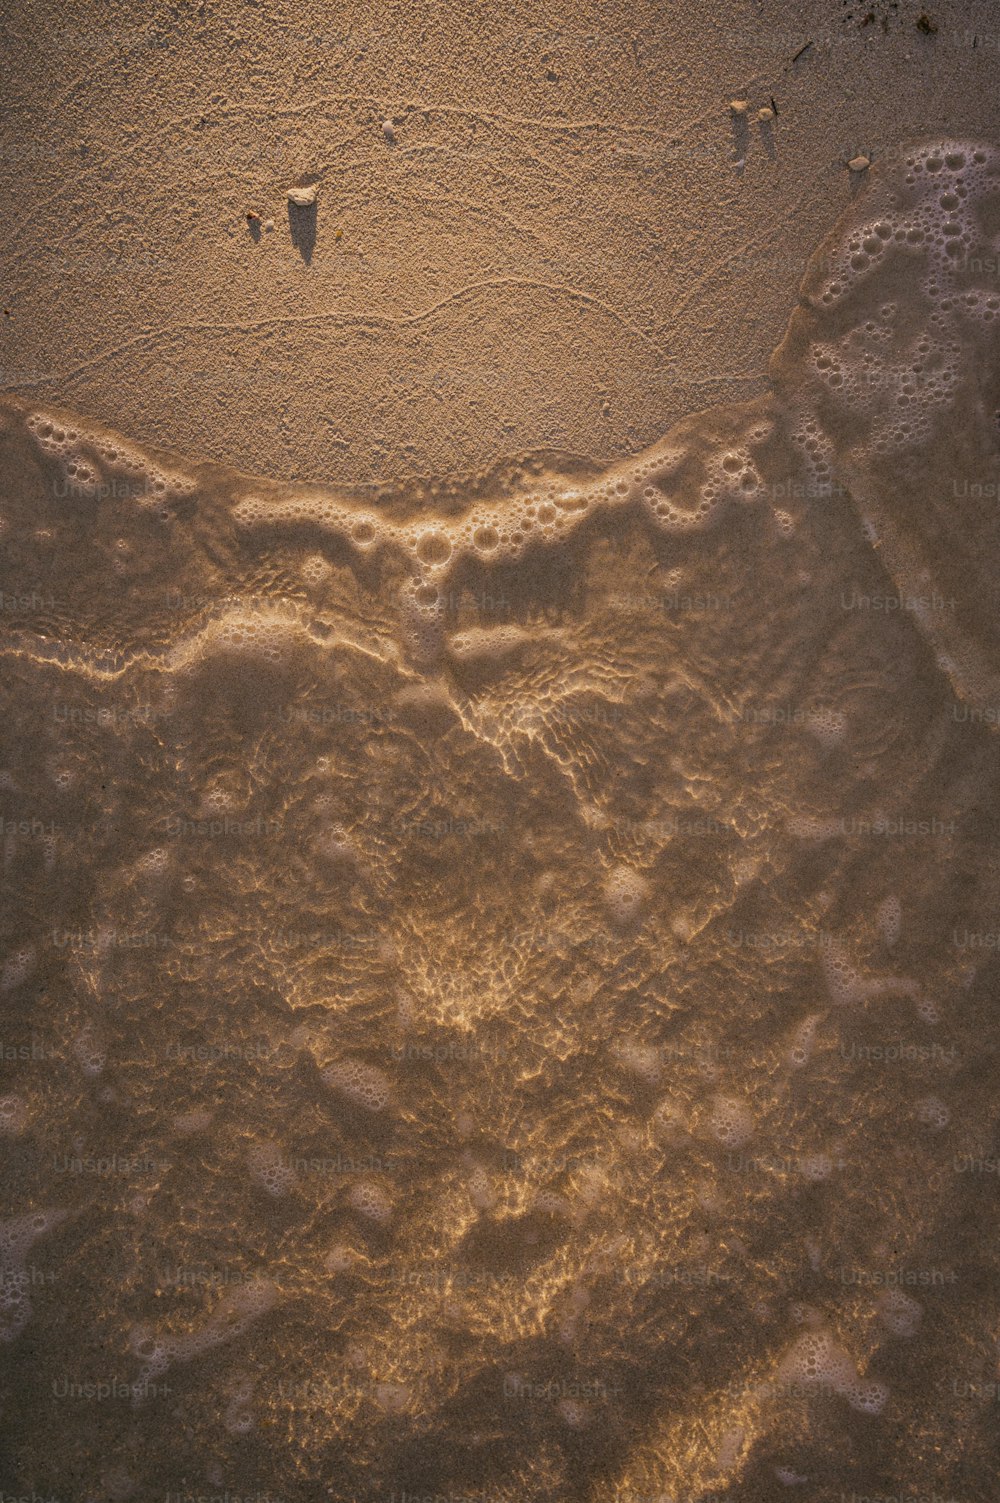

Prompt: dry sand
xmin=0 ymin=0 xmax=997 ymax=483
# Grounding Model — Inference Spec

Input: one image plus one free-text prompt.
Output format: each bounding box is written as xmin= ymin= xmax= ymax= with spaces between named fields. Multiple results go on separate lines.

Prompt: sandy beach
xmin=2 ymin=4 xmax=1000 ymax=1502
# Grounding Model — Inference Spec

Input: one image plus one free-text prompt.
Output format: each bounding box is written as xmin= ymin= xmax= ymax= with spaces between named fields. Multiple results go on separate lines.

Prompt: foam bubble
xmin=1 ymin=947 xmax=35 ymax=992
xmin=322 ymin=1058 xmax=392 ymax=1113
xmin=806 ymin=706 xmax=847 ymax=750
xmin=877 ymin=895 xmax=902 ymax=948
xmin=610 ymin=1038 xmax=661 ymax=1085
xmin=601 ymin=864 xmax=650 ymax=925
xmin=787 ymin=1014 xmax=820 ymax=1069
xmin=777 ymin=1326 xmax=886 ymax=1412
xmin=707 ymin=1094 xmax=755 ymax=1148
xmin=0 ymin=1094 xmax=28 ymax=1137
xmin=877 ymin=1287 xmax=922 ymax=1337
xmin=73 ymin=1022 xmax=106 ymax=1077
xmin=0 ymin=1208 xmax=67 ymax=1342
xmin=914 ymin=1094 xmax=950 ymax=1130
xmin=246 ymin=1141 xmax=297 ymax=1196
xmin=348 ymin=1179 xmax=393 ymax=1225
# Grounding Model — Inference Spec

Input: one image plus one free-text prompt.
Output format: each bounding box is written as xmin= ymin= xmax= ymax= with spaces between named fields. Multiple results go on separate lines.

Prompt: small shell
xmin=848 ymin=155 xmax=871 ymax=172
xmin=729 ymin=99 xmax=749 ymax=115
xmin=287 ymin=183 xmax=319 ymax=207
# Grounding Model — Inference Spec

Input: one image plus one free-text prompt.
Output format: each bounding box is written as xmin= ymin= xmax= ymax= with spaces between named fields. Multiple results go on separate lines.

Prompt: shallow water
xmin=1 ymin=139 xmax=999 ymax=1502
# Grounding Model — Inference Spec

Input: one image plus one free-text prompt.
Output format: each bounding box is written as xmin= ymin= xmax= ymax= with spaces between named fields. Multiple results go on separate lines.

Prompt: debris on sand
xmin=847 ymin=154 xmax=871 ymax=172
xmin=729 ymin=99 xmax=749 ymax=115
xmin=916 ymin=13 xmax=938 ymax=34
xmin=758 ymin=106 xmax=775 ymax=122
xmin=382 ymin=119 xmax=396 ymax=144
xmin=287 ymin=185 xmax=319 ymax=263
